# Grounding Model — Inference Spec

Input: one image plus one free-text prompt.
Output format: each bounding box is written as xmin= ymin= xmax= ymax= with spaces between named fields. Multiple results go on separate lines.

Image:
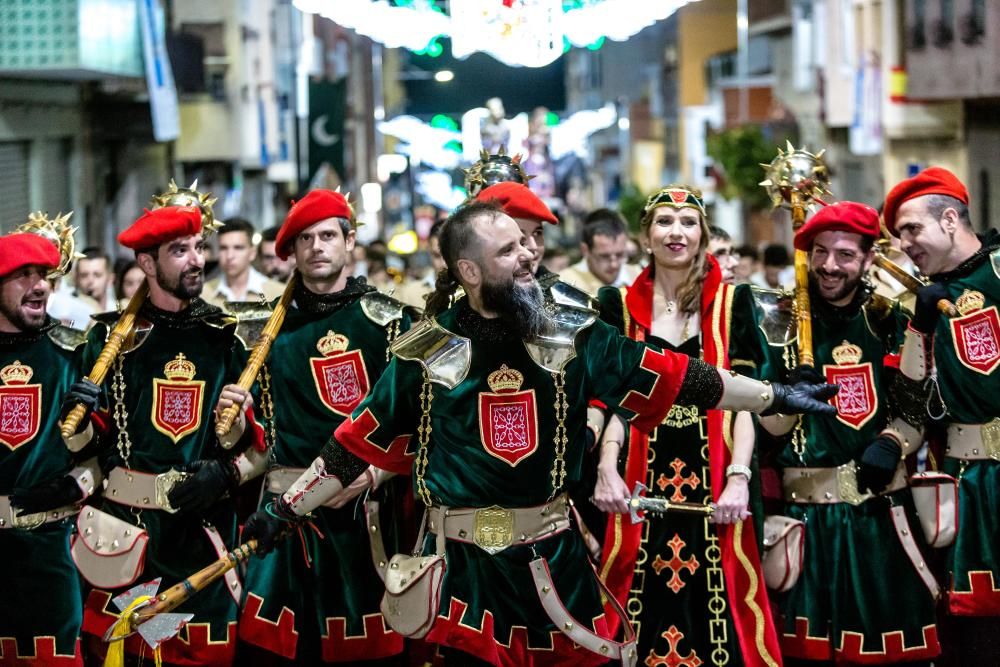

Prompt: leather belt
xmin=783 ymin=462 xmax=908 ymax=505
xmin=105 ymin=466 xmax=189 ymax=513
xmin=0 ymin=495 xmax=77 ymax=530
xmin=265 ymin=467 xmax=347 ymax=509
xmin=427 ymin=494 xmax=571 ymax=555
xmin=946 ymin=419 xmax=1000 ymax=461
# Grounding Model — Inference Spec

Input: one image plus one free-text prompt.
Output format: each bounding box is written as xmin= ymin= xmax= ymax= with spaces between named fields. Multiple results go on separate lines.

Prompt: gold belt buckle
xmin=473 ymin=506 xmax=515 ymax=555
xmin=11 ymin=509 xmax=46 ymax=530
xmin=836 ymin=462 xmax=870 ymax=506
xmin=155 ymin=469 xmax=190 ymax=514
xmin=982 ymin=419 xmax=1000 ymax=461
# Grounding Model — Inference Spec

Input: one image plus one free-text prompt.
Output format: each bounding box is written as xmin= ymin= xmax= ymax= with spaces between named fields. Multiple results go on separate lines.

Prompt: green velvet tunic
xmin=239 ymin=282 xmax=412 ymax=662
xmin=926 ymin=238 xmax=1000 ymax=616
xmin=79 ymin=300 xmax=246 ymax=666
xmin=335 ymin=298 xmax=692 ymax=666
xmin=0 ymin=319 xmax=85 ymax=664
xmin=762 ymin=289 xmax=940 ymax=663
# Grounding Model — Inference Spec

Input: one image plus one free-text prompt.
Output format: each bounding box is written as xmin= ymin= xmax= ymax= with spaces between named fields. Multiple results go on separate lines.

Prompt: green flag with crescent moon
xmin=308 ymin=79 xmax=346 ymax=185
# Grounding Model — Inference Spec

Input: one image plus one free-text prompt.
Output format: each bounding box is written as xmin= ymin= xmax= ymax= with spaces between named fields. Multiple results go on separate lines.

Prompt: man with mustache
xmin=757 ymin=201 xmax=941 ymax=664
xmin=240 ymin=200 xmax=838 ymax=666
xmin=884 ymin=167 xmax=1000 ymax=662
xmin=75 ymin=203 xmax=258 ymax=665
xmin=0 ymin=226 xmax=103 ymax=666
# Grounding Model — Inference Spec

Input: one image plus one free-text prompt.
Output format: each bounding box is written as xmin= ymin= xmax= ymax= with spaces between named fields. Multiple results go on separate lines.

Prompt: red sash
xmin=599 ymin=258 xmax=783 ymax=667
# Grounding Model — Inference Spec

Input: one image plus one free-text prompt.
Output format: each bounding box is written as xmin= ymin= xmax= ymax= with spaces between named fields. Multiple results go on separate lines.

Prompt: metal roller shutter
xmin=0 ymin=141 xmax=30 ymax=231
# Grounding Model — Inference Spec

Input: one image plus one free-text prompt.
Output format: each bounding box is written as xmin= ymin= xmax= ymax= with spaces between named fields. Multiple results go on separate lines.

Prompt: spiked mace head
xmin=759 ymin=141 xmax=832 ymax=210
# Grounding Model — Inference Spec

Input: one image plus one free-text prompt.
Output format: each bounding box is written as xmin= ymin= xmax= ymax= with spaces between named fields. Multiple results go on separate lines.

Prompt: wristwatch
xmin=725 ymin=463 xmax=752 ymax=481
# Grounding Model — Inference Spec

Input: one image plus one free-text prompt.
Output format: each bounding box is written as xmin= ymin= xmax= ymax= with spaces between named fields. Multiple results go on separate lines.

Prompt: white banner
xmin=137 ymin=0 xmax=180 ymax=142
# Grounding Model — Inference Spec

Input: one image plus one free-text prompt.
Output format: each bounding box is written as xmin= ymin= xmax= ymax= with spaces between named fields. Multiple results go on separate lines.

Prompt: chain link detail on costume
xmin=415 ymin=370 xmax=433 ymax=506
xmin=385 ymin=319 xmax=400 ymax=362
xmin=702 ymin=469 xmax=729 ymax=667
xmin=259 ymin=363 xmax=277 ymax=454
xmin=112 ymin=355 xmax=133 ymax=466
xmin=784 ymin=344 xmax=809 ymax=459
xmin=548 ymin=369 xmax=569 ymax=499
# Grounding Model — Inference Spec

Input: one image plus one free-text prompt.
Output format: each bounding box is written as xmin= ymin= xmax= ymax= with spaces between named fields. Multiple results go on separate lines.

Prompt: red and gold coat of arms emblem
xmin=151 ymin=354 xmax=205 ymax=442
xmin=950 ymin=291 xmax=1000 ymax=376
xmin=478 ymin=364 xmax=538 ymax=467
xmin=0 ymin=361 xmax=41 ymax=450
xmin=309 ymin=331 xmax=370 ymax=416
xmin=823 ymin=341 xmax=878 ymax=430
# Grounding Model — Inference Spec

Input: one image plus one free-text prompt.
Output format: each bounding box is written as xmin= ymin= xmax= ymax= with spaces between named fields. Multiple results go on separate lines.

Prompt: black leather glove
xmin=167 ymin=459 xmax=239 ymax=513
xmin=763 ymin=381 xmax=839 ymax=416
xmin=786 ymin=364 xmax=823 ymax=385
xmin=59 ymin=379 xmax=101 ymax=431
xmin=856 ymin=436 xmax=903 ymax=494
xmin=10 ymin=475 xmax=83 ymax=515
xmin=911 ymin=283 xmax=950 ymax=334
xmin=243 ymin=499 xmax=297 ymax=556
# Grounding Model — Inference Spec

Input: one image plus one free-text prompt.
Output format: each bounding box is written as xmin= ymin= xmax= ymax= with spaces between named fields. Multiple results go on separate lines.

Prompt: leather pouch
xmin=70 ymin=507 xmax=149 ymax=589
xmin=761 ymin=514 xmax=805 ymax=592
xmin=910 ymin=472 xmax=958 ymax=548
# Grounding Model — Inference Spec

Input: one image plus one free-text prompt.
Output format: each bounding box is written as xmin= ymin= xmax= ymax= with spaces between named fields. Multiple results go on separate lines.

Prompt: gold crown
xmin=16 ymin=210 xmax=83 ymax=278
xmin=0 ymin=361 xmax=33 ymax=385
xmin=150 ymin=179 xmax=222 ymax=236
xmin=487 ymin=364 xmax=524 ymax=393
xmin=163 ymin=353 xmax=197 ymax=381
xmin=316 ymin=331 xmax=350 ymax=356
xmin=956 ymin=290 xmax=985 ymax=316
xmin=831 ymin=340 xmax=863 ymax=366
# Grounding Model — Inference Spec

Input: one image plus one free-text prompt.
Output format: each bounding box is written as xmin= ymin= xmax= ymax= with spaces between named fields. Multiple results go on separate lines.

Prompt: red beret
xmin=476 ymin=182 xmax=558 ymax=225
xmin=883 ymin=166 xmax=968 ymax=235
xmin=0 ymin=233 xmax=60 ymax=278
xmin=276 ymin=190 xmax=354 ymax=260
xmin=118 ymin=206 xmax=203 ymax=250
xmin=794 ymin=201 xmax=880 ymax=251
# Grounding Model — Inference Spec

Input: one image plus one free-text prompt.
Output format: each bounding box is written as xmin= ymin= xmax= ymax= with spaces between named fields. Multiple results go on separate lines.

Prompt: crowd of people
xmin=0 ymin=163 xmax=997 ymax=667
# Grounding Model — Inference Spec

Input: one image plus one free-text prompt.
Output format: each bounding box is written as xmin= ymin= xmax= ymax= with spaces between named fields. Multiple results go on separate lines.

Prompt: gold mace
xmin=874 ymin=226 xmax=958 ymax=316
xmin=760 ymin=141 xmax=833 ymax=368
xmin=215 ymin=274 xmax=297 ymax=437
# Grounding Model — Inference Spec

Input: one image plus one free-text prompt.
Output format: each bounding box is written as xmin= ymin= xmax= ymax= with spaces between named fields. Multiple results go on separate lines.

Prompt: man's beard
xmin=810 ymin=267 xmax=863 ymax=304
xmin=481 ymin=275 xmax=551 ymax=339
xmin=156 ymin=264 xmax=203 ymax=300
xmin=0 ymin=294 xmax=47 ymax=332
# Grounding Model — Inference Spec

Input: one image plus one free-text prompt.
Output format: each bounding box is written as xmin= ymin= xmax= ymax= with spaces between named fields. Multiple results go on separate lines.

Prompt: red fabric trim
xmin=82 ymin=590 xmax=236 ymax=666
xmin=320 ymin=613 xmax=404 ymax=662
xmin=0 ymin=637 xmax=81 ymax=667
xmin=335 ymin=409 xmax=413 ymax=476
xmin=243 ymin=404 xmax=267 ymax=452
xmin=89 ymin=409 xmax=110 ymax=436
xmin=837 ymin=624 xmax=940 ymax=664
xmin=948 ymin=571 xmax=1000 ymax=616
xmin=600 ymin=263 xmax=782 ymax=667
xmin=587 ymin=398 xmax=607 ymax=410
xmin=781 ymin=617 xmax=833 ymax=661
xmin=882 ymin=353 xmax=901 ymax=370
xmin=619 ymin=347 xmax=688 ymax=434
xmin=237 ymin=593 xmax=299 ymax=659
xmin=426 ymin=597 xmax=611 ymax=667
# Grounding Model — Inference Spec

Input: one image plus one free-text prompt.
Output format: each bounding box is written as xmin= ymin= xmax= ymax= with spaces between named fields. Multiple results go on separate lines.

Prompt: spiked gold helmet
xmin=759 ymin=141 xmax=832 ymax=210
xmin=463 ymin=146 xmax=533 ymax=198
xmin=149 ymin=179 xmax=222 ymax=237
xmin=15 ymin=210 xmax=83 ymax=278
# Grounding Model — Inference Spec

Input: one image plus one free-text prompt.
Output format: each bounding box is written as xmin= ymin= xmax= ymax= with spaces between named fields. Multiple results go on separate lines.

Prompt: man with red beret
xmin=0 ymin=220 xmax=104 ymax=665
xmin=76 ymin=199 xmax=260 ymax=665
xmin=758 ymin=200 xmax=941 ymax=664
xmin=223 ymin=189 xmax=414 ymax=664
xmin=885 ymin=167 xmax=1000 ymax=658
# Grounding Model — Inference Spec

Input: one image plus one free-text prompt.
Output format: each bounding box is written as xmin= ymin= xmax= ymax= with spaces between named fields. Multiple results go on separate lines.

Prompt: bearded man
xmin=758 ymin=201 xmax=940 ymax=664
xmin=75 ymin=204 xmax=259 ymax=666
xmin=241 ymin=200 xmax=837 ymax=666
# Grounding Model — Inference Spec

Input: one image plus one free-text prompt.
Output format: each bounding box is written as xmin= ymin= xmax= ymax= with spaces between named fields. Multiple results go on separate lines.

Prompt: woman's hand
xmin=711 ymin=475 xmax=750 ymax=524
xmin=592 ymin=464 xmax=631 ymax=514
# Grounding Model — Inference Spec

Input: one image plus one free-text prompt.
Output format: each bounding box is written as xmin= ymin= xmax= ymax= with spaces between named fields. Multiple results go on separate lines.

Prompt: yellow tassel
xmin=103 ymin=595 xmax=162 ymax=667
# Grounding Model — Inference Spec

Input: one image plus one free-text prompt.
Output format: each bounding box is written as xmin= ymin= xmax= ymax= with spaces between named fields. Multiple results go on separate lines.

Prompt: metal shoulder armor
xmin=225 ymin=300 xmax=275 ymax=349
xmin=991 ymin=247 xmax=1000 ymax=280
xmin=750 ymin=286 xmax=796 ymax=347
xmin=390 ymin=318 xmax=470 ymax=389
xmin=524 ymin=303 xmax=597 ymax=373
xmin=47 ymin=324 xmax=88 ymax=351
xmin=547 ymin=279 xmax=598 ymax=311
xmin=361 ymin=291 xmax=406 ymax=326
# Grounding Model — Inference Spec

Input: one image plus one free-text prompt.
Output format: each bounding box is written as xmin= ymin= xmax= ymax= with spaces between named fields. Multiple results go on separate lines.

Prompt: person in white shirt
xmin=559 ymin=207 xmax=640 ymax=296
xmin=203 ymin=218 xmax=285 ymax=308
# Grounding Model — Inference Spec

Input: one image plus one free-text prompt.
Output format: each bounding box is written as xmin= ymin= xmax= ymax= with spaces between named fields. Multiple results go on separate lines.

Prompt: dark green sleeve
xmin=596 ymin=285 xmax=626 ymax=334
xmin=728 ymin=284 xmax=768 ymax=380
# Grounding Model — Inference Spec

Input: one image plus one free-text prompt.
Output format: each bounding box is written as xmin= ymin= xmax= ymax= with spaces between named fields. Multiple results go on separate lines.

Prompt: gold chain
xmin=112 ymin=355 xmax=134 ymax=467
xmin=414 ymin=371 xmax=434 ymax=506
xmin=385 ymin=319 xmax=401 ymax=362
xmin=704 ymin=514 xmax=730 ymax=666
xmin=548 ymin=369 xmax=569 ymax=498
xmin=783 ymin=344 xmax=808 ymax=458
xmin=259 ymin=364 xmax=277 ymax=451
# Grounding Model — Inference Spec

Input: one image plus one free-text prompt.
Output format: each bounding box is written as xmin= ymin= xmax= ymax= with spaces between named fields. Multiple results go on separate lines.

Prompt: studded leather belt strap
xmin=946 ymin=419 xmax=1000 ymax=461
xmin=0 ymin=495 xmax=77 ymax=530
xmin=105 ymin=466 xmax=188 ymax=512
xmin=783 ymin=462 xmax=908 ymax=505
xmin=426 ymin=494 xmax=572 ymax=555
